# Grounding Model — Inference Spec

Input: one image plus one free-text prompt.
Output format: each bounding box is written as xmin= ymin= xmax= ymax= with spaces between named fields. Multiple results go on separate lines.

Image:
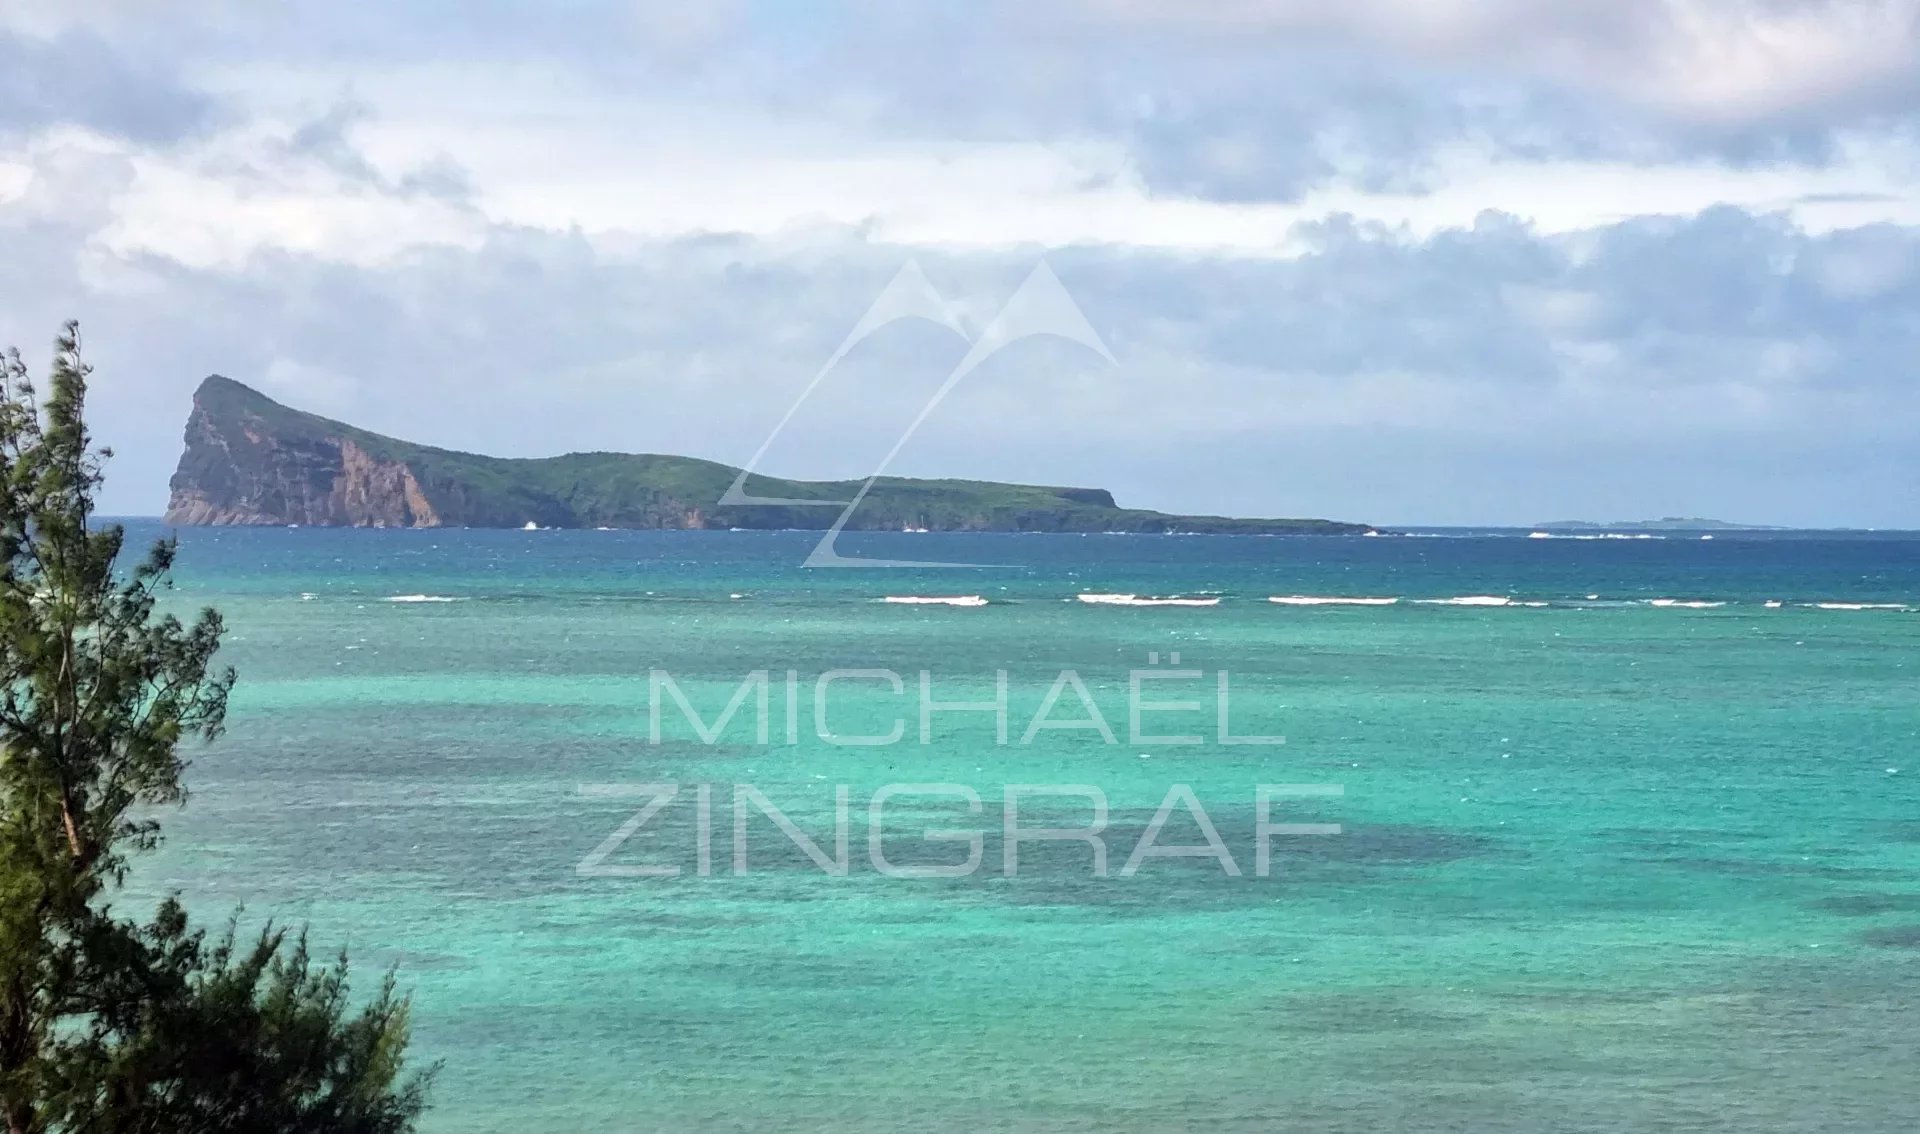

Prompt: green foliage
xmin=183 ymin=375 xmax=1372 ymax=533
xmin=45 ymin=902 xmax=428 ymax=1133
xmin=0 ymin=325 xmax=431 ymax=1133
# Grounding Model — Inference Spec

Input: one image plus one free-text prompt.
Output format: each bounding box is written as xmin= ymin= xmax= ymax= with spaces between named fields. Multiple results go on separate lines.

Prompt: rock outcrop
xmin=164 ymin=376 xmax=1375 ymax=534
xmin=167 ymin=380 xmax=444 ymax=526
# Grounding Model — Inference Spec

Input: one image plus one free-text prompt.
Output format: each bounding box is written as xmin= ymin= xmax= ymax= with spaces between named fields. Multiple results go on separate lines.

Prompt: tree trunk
xmin=60 ymin=801 xmax=83 ymax=862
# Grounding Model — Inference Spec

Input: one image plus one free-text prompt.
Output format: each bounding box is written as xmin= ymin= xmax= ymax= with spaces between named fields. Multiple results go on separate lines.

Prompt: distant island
xmin=1533 ymin=517 xmax=1785 ymax=531
xmin=164 ymin=376 xmax=1374 ymax=534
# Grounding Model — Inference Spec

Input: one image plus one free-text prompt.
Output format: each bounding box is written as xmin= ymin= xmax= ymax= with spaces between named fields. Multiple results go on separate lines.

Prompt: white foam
xmin=1269 ymin=595 xmax=1400 ymax=606
xmin=1810 ymin=602 xmax=1908 ymax=611
xmin=385 ymin=594 xmax=464 ymax=603
xmin=1764 ymin=600 xmax=1783 ymax=608
xmin=1647 ymin=599 xmax=1725 ymax=608
xmin=1527 ymin=531 xmax=1553 ymax=539
xmin=1076 ymin=593 xmax=1218 ymax=607
xmin=1415 ymin=595 xmax=1513 ymax=607
xmin=884 ymin=595 xmax=988 ymax=607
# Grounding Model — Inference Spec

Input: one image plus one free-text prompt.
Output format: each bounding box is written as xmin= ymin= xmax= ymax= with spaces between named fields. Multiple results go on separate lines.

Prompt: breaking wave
xmin=1075 ymin=593 xmax=1220 ymax=607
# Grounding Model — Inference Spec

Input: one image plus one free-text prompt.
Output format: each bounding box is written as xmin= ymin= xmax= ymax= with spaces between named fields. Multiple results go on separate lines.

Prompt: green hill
xmin=165 ymin=376 xmax=1372 ymax=534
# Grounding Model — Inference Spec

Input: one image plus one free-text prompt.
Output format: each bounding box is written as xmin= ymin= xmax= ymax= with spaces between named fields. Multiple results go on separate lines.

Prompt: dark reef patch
xmin=1812 ymin=893 xmax=1920 ymax=917
xmin=1267 ymin=991 xmax=1479 ymax=1036
xmin=1631 ymin=855 xmax=1908 ymax=882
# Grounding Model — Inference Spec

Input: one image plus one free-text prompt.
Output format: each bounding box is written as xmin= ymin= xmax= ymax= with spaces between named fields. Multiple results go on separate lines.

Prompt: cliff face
xmin=164 ymin=376 xmax=1374 ymax=534
xmin=166 ymin=380 xmax=442 ymax=526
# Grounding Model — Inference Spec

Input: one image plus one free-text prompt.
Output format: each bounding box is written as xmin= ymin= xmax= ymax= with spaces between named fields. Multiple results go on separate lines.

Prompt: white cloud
xmin=1086 ymin=0 xmax=1920 ymax=124
xmin=0 ymin=0 xmax=1917 ymax=527
xmin=61 ymin=112 xmax=1920 ymax=270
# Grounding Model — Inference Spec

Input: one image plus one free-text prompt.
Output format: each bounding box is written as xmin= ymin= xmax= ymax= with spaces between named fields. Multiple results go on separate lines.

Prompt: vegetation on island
xmin=168 ymin=376 xmax=1374 ymax=533
xmin=0 ymin=326 xmax=430 ymax=1132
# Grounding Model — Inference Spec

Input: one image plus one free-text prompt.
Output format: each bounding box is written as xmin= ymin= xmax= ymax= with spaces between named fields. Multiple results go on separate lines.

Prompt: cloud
xmin=1084 ymin=0 xmax=1920 ymax=125
xmin=1042 ymin=1 xmax=1920 ymax=199
xmin=8 ymin=1 xmax=1920 ymax=210
xmin=0 ymin=29 xmax=218 ymax=143
xmin=2 ymin=166 xmax=1915 ymax=526
xmin=277 ymin=98 xmax=477 ymax=204
xmin=1 ymin=1 xmax=1917 ymax=527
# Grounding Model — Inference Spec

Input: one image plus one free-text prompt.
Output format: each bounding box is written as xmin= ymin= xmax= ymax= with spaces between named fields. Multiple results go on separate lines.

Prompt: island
xmin=164 ymin=376 xmax=1374 ymax=534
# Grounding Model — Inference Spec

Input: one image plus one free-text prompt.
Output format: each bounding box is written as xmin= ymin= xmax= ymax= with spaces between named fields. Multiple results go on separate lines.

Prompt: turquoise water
xmin=125 ymin=523 xmax=1920 ymax=1131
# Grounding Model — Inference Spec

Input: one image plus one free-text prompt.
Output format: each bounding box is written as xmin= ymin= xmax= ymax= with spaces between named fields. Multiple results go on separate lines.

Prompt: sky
xmin=1 ymin=0 xmax=1917 ymax=527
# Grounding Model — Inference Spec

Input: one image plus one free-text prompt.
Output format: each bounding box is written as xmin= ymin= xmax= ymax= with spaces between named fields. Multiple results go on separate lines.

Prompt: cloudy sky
xmin=3 ymin=0 xmax=1917 ymax=525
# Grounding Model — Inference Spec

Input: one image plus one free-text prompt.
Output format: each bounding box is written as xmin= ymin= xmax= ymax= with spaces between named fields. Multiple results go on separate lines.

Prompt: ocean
xmin=122 ymin=521 xmax=1920 ymax=1132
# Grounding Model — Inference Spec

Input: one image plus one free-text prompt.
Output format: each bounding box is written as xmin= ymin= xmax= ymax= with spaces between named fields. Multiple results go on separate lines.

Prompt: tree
xmin=0 ymin=323 xmax=431 ymax=1132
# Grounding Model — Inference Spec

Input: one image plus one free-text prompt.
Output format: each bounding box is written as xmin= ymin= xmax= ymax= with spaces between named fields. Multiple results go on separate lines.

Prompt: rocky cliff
xmin=164 ymin=376 xmax=1374 ymax=534
xmin=167 ymin=378 xmax=450 ymax=526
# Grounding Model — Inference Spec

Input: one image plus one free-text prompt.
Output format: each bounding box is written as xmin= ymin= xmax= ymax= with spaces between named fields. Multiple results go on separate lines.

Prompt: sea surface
xmin=119 ymin=521 xmax=1920 ymax=1132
